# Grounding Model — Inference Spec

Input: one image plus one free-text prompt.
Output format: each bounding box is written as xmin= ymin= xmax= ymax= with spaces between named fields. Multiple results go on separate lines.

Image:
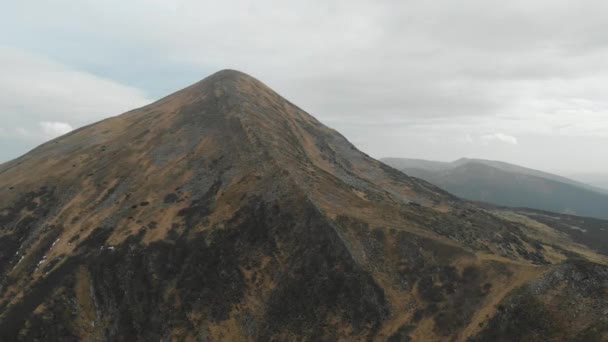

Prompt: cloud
xmin=39 ymin=121 xmax=73 ymax=138
xmin=480 ymin=133 xmax=519 ymax=145
xmin=1 ymin=1 xmax=608 ymax=171
xmin=4 ymin=2 xmax=608 ymax=125
xmin=3 ymin=122 xmax=73 ymax=141
xmin=0 ymin=46 xmax=151 ymax=161
xmin=7 ymin=0 xmax=603 ymax=133
xmin=0 ymin=47 xmax=151 ymax=125
xmin=15 ymin=127 xmax=30 ymax=138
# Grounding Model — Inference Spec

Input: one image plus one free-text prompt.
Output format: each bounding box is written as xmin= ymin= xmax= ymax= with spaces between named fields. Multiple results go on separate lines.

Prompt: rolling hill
xmin=382 ymin=157 xmax=608 ymax=220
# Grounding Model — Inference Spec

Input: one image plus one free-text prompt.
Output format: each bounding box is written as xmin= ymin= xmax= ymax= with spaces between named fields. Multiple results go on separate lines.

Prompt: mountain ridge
xmin=383 ymin=157 xmax=608 ymax=219
xmin=383 ymin=157 xmax=608 ymax=194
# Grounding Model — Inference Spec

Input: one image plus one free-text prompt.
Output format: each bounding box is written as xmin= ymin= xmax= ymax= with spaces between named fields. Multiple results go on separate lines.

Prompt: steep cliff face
xmin=1 ymin=70 xmax=607 ymax=341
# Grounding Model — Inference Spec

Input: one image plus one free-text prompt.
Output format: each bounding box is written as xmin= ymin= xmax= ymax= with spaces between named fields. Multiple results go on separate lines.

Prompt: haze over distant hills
xmin=566 ymin=173 xmax=608 ymax=192
xmin=382 ymin=157 xmax=608 ymax=220
xmin=1 ymin=71 xmax=608 ymax=341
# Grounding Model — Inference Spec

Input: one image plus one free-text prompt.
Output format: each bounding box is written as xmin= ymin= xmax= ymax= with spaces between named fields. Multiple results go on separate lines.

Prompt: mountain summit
xmin=1 ymin=70 xmax=608 ymax=341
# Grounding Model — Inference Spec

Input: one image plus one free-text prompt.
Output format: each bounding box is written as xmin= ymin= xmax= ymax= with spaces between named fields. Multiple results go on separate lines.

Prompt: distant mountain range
xmin=382 ymin=157 xmax=608 ymax=220
xmin=567 ymin=173 xmax=608 ymax=192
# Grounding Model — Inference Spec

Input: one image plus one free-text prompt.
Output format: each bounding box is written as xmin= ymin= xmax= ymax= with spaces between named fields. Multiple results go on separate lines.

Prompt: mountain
xmin=567 ymin=173 xmax=608 ymax=193
xmin=382 ymin=157 xmax=608 ymax=220
xmin=383 ymin=157 xmax=608 ymax=194
xmin=1 ymin=70 xmax=608 ymax=341
xmin=453 ymin=158 xmax=608 ymax=195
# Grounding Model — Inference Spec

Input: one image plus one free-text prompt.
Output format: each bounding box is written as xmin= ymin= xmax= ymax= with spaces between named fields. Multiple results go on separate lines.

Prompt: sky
xmin=2 ymin=1 xmax=608 ymax=174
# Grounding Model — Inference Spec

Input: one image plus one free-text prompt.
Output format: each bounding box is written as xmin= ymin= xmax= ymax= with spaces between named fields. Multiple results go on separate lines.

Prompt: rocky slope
xmin=1 ymin=70 xmax=607 ymax=341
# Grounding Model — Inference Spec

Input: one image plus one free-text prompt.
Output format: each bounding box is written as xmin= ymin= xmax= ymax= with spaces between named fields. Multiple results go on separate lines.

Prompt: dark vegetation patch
xmin=394 ymin=229 xmax=467 ymax=292
xmin=0 ymin=256 xmax=81 ymax=340
xmin=472 ymin=260 xmax=608 ymax=342
xmin=17 ymin=286 xmax=79 ymax=342
xmin=406 ymin=206 xmax=549 ymax=264
xmin=431 ymin=265 xmax=489 ymax=336
xmin=335 ymin=215 xmax=487 ymax=336
xmin=0 ymin=187 xmax=53 ymax=228
xmin=261 ymin=208 xmax=389 ymax=340
xmin=388 ymin=323 xmax=414 ymax=342
xmin=0 ymin=189 xmax=389 ymax=340
xmin=575 ymin=320 xmax=608 ymax=342
xmin=554 ymin=259 xmax=608 ymax=298
xmin=412 ymin=309 xmax=425 ymax=322
xmin=22 ymin=226 xmax=63 ymax=274
xmin=0 ymin=187 xmax=55 ymax=277
xmin=75 ymin=226 xmax=114 ymax=252
xmin=470 ymin=290 xmax=560 ymax=342
xmin=345 ymin=220 xmax=386 ymax=265
xmin=0 ymin=233 xmax=24 ymax=278
xmin=177 ymin=180 xmax=222 ymax=229
xmin=163 ymin=193 xmax=179 ymax=204
xmin=406 ymin=264 xmax=489 ymax=335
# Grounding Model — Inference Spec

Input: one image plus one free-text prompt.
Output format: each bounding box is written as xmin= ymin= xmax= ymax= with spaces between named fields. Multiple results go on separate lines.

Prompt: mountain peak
xmin=197 ymin=69 xmax=259 ymax=88
xmin=147 ymin=69 xmax=270 ymax=113
xmin=207 ymin=68 xmax=254 ymax=80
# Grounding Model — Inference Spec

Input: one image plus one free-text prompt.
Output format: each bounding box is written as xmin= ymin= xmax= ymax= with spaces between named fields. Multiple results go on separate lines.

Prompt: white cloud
xmin=2 ymin=122 xmax=73 ymax=141
xmin=0 ymin=47 xmax=151 ymax=160
xmin=2 ymin=1 xmax=608 ymax=171
xmin=0 ymin=47 xmax=151 ymax=126
xmin=15 ymin=127 xmax=30 ymax=138
xmin=480 ymin=133 xmax=519 ymax=145
xmin=39 ymin=121 xmax=73 ymax=138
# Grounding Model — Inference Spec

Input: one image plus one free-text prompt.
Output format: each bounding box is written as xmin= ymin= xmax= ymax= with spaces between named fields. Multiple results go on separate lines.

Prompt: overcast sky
xmin=2 ymin=1 xmax=608 ymax=173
